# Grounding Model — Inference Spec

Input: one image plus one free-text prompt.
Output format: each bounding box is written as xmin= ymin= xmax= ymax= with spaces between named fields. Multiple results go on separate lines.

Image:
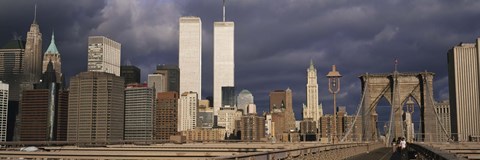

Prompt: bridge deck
xmin=346 ymin=147 xmax=412 ymax=160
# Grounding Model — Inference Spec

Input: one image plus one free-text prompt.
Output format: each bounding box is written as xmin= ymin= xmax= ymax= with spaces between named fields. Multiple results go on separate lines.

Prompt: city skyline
xmin=1 ymin=1 xmax=480 ymax=119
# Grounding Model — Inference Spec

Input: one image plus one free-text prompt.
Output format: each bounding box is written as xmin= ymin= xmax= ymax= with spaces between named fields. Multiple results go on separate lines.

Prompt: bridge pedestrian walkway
xmin=346 ymin=147 xmax=408 ymax=160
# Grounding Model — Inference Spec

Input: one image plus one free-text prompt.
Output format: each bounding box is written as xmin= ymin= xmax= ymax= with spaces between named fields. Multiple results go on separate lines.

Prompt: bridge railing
xmin=214 ymin=142 xmax=383 ymax=160
xmin=409 ymin=143 xmax=467 ymax=160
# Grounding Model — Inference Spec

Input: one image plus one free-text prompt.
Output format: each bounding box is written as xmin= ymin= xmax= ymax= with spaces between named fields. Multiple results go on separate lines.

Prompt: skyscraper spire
xmin=222 ymin=0 xmax=226 ymax=22
xmin=33 ymin=3 xmax=37 ymax=24
xmin=309 ymin=59 xmax=314 ymax=70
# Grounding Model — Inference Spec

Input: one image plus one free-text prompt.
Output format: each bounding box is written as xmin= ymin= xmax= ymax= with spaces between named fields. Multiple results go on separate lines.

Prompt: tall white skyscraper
xmin=179 ymin=17 xmax=202 ymax=98
xmin=87 ymin=36 xmax=121 ymax=76
xmin=213 ymin=19 xmax=234 ymax=115
xmin=303 ymin=60 xmax=323 ymax=124
xmin=24 ymin=5 xmax=42 ymax=85
xmin=178 ymin=92 xmax=198 ymax=131
xmin=448 ymin=38 xmax=480 ymax=141
xmin=0 ymin=81 xmax=8 ymax=143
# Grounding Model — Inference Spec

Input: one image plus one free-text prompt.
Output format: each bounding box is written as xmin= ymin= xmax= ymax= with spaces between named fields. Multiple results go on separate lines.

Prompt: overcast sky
xmin=1 ymin=0 xmax=480 ymax=119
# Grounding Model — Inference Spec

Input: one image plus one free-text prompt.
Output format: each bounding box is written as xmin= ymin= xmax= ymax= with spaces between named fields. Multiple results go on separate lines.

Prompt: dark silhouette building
xmin=0 ymin=39 xmax=25 ymax=141
xmin=19 ymin=62 xmax=68 ymax=141
xmin=120 ymin=65 xmax=140 ymax=86
xmin=221 ymin=86 xmax=235 ymax=107
xmin=155 ymin=64 xmax=179 ymax=93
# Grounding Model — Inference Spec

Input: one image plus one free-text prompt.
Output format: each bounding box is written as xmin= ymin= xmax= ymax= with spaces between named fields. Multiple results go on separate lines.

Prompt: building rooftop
xmin=1 ymin=39 xmax=25 ymax=49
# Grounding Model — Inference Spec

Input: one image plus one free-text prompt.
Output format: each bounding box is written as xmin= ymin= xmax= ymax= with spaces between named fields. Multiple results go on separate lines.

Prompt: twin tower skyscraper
xmin=179 ymin=1 xmax=234 ymax=116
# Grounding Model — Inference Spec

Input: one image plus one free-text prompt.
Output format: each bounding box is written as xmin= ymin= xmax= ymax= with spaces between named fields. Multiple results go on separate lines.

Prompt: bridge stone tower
xmin=359 ymin=72 xmax=436 ymax=142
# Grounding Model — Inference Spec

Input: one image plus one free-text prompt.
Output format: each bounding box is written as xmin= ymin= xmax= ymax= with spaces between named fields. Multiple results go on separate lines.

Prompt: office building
xmin=0 ymin=39 xmax=25 ymax=101
xmin=42 ymin=31 xmax=62 ymax=85
xmin=237 ymin=89 xmax=253 ymax=115
xmin=213 ymin=20 xmax=235 ymax=115
xmin=319 ymin=110 xmax=362 ymax=143
xmin=87 ymin=36 xmax=121 ymax=76
xmin=148 ymin=73 xmax=165 ymax=94
xmin=303 ymin=60 xmax=323 ymax=124
xmin=179 ymin=17 xmax=202 ymax=98
xmin=197 ymin=100 xmax=214 ymax=128
xmin=0 ymin=81 xmax=8 ymax=143
xmin=124 ymin=83 xmax=155 ymax=141
xmin=238 ymin=114 xmax=265 ymax=141
xmin=222 ymin=86 xmax=235 ymax=108
xmin=435 ymin=100 xmax=452 ymax=142
xmin=269 ymin=88 xmax=296 ymax=133
xmin=23 ymin=8 xmax=43 ymax=86
xmin=448 ymin=39 xmax=480 ymax=141
xmin=218 ymin=106 xmax=241 ymax=134
xmin=156 ymin=64 xmax=180 ymax=93
xmin=178 ymin=92 xmax=198 ymax=131
xmin=246 ymin=104 xmax=257 ymax=115
xmin=180 ymin=128 xmax=226 ymax=142
xmin=155 ymin=92 xmax=178 ymax=140
xmin=120 ymin=65 xmax=140 ymax=86
xmin=300 ymin=118 xmax=317 ymax=141
xmin=19 ymin=64 xmax=68 ymax=141
xmin=67 ymin=72 xmax=124 ymax=144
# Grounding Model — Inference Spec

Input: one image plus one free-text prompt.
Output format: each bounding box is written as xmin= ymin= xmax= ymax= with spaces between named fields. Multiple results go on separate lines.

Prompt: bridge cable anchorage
xmin=423 ymin=71 xmax=452 ymax=141
xmin=340 ymin=77 xmax=369 ymax=142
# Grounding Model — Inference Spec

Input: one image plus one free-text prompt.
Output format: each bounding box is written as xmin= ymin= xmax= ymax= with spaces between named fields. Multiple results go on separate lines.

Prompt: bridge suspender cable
xmin=423 ymin=71 xmax=452 ymax=141
xmin=340 ymin=75 xmax=368 ymax=142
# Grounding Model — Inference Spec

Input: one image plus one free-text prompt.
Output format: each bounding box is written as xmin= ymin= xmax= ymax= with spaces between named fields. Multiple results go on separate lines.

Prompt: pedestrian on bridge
xmin=400 ymin=137 xmax=407 ymax=159
xmin=392 ymin=138 xmax=397 ymax=152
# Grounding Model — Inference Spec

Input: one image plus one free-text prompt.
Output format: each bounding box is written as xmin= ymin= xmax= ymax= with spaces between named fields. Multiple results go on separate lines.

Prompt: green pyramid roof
xmin=45 ymin=31 xmax=59 ymax=54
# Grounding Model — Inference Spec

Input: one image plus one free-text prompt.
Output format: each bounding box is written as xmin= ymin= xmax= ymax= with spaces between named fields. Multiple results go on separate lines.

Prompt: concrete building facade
xmin=0 ymin=81 xmax=7 ymax=143
xmin=178 ymin=92 xmax=198 ymax=131
xmin=180 ymin=128 xmax=226 ymax=142
xmin=197 ymin=100 xmax=213 ymax=128
xmin=303 ymin=60 xmax=323 ymax=125
xmin=155 ymin=92 xmax=178 ymax=141
xmin=269 ymin=89 xmax=296 ymax=134
xmin=218 ymin=106 xmax=240 ymax=134
xmin=124 ymin=84 xmax=155 ymax=141
xmin=179 ymin=17 xmax=202 ymax=99
xmin=435 ymin=100 xmax=451 ymax=142
xmin=67 ymin=72 xmax=124 ymax=144
xmin=148 ymin=73 xmax=165 ymax=94
xmin=448 ymin=39 xmax=480 ymax=141
xmin=87 ymin=36 xmax=121 ymax=76
xmin=238 ymin=115 xmax=265 ymax=141
xmin=213 ymin=21 xmax=234 ymax=115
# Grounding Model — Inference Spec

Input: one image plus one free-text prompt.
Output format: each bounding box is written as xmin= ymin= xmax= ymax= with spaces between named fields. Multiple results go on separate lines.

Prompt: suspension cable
xmin=423 ymin=71 xmax=451 ymax=141
xmin=340 ymin=77 xmax=368 ymax=142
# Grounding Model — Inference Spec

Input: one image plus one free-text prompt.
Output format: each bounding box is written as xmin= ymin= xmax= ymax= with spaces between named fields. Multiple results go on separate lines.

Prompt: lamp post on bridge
xmin=327 ymin=65 xmax=342 ymax=144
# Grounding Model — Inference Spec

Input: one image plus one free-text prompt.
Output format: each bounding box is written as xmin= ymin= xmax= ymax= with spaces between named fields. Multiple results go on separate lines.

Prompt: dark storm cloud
xmin=1 ymin=0 xmax=480 ymax=119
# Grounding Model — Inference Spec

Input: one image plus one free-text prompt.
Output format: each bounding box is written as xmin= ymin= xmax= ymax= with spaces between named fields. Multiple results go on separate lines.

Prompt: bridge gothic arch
xmin=359 ymin=72 xmax=436 ymax=142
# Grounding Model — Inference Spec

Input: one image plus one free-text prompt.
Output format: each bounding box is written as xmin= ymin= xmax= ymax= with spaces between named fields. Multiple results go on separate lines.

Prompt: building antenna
xmin=394 ymin=58 xmax=398 ymax=72
xmin=222 ymin=0 xmax=226 ymax=22
xmin=33 ymin=2 xmax=37 ymax=24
